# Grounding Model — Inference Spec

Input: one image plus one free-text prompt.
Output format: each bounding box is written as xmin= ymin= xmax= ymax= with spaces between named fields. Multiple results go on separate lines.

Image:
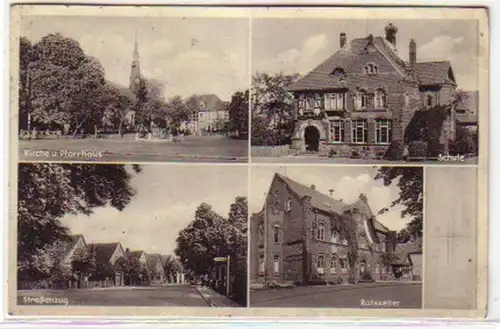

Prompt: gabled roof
xmin=274 ymin=173 xmax=390 ymax=234
xmin=130 ymin=250 xmax=145 ymax=259
xmin=146 ymin=253 xmax=163 ymax=269
xmin=198 ymin=94 xmax=224 ymax=111
xmin=87 ymin=242 xmax=121 ymax=266
xmin=63 ymin=234 xmax=86 ymax=257
xmin=393 ymin=238 xmax=423 ymax=264
xmin=414 ymin=61 xmax=456 ymax=85
xmin=288 ymin=34 xmax=455 ymax=92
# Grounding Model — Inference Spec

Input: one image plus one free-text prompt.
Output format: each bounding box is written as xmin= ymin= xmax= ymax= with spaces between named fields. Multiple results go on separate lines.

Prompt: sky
xmin=250 ymin=166 xmax=418 ymax=233
xmin=21 ymin=15 xmax=249 ymax=101
xmin=252 ymin=19 xmax=479 ymax=91
xmin=60 ymin=164 xmax=248 ymax=256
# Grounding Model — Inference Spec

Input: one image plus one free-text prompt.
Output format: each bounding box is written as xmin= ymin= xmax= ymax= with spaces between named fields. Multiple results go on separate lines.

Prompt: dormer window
xmin=331 ymin=67 xmax=346 ymax=78
xmin=363 ymin=63 xmax=378 ymax=75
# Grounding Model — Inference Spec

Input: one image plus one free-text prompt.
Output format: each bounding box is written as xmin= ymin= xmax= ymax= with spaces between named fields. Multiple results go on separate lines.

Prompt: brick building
xmin=287 ymin=23 xmax=463 ymax=157
xmin=250 ymin=173 xmax=397 ymax=285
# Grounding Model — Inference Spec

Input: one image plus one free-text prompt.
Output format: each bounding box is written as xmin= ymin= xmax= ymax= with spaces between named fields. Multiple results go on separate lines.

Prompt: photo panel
xmin=12 ymin=162 xmax=249 ymax=314
xmin=249 ymin=165 xmax=424 ymax=309
xmin=14 ymin=6 xmax=250 ymax=164
xmin=250 ymin=13 xmax=483 ymax=166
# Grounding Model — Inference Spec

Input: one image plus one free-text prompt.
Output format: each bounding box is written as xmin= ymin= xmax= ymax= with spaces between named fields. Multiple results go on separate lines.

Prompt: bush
xmin=408 ymin=141 xmax=428 ymax=159
xmin=427 ymin=138 xmax=444 ymax=158
xmin=361 ymin=270 xmax=373 ymax=281
xmin=328 ymin=148 xmax=337 ymax=158
xmin=383 ymin=141 xmax=404 ymax=161
xmin=450 ymin=127 xmax=478 ymax=155
xmin=350 ymin=151 xmax=360 ymax=158
xmin=327 ymin=276 xmax=344 ymax=285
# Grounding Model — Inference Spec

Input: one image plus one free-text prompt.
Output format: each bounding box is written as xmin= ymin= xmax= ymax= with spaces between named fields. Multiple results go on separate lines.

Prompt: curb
xmin=195 ymin=286 xmax=215 ymax=307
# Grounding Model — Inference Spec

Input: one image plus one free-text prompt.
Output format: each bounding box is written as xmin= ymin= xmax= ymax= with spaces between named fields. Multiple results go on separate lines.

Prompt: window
xmin=314 ymin=93 xmax=323 ymax=109
xmin=382 ymin=266 xmax=386 ymax=274
xmin=404 ymin=94 xmax=410 ymax=108
xmin=305 ymin=94 xmax=315 ymax=110
xmin=273 ymin=226 xmax=280 ymax=243
xmin=325 ymin=93 xmax=346 ymax=110
xmin=317 ymin=222 xmax=326 ymax=241
xmin=352 ymin=120 xmax=368 ymax=143
xmin=381 ymin=243 xmax=386 ymax=252
xmin=273 ymin=255 xmax=280 ymax=274
xmin=426 ymin=95 xmax=433 ymax=107
xmin=340 ymin=258 xmax=348 ymax=273
xmin=259 ymin=255 xmax=265 ymax=275
xmin=285 ymin=198 xmax=292 ymax=212
xmin=316 ymin=255 xmax=325 ymax=274
xmin=355 ymin=90 xmax=368 ymax=110
xmin=375 ymin=263 xmax=380 ymax=274
xmin=330 ymin=121 xmax=345 ymax=143
xmin=374 ymin=89 xmax=386 ymax=108
xmin=363 ymin=63 xmax=378 ymax=75
xmin=330 ymin=231 xmax=339 ymax=243
xmin=376 ymin=120 xmax=392 ymax=144
xmin=297 ymin=94 xmax=306 ymax=112
xmin=330 ymin=256 xmax=338 ymax=274
xmin=359 ymin=239 xmax=366 ymax=249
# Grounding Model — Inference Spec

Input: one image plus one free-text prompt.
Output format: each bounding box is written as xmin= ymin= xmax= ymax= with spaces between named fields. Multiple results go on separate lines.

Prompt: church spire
xmin=129 ymin=30 xmax=141 ymax=95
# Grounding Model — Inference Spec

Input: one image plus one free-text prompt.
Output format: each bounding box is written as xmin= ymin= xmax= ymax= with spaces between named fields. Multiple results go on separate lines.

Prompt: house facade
xmin=183 ymin=94 xmax=229 ymax=135
xmin=288 ymin=23 xmax=461 ymax=157
xmin=250 ymin=173 xmax=397 ymax=285
xmin=87 ymin=242 xmax=126 ymax=287
xmin=146 ymin=253 xmax=165 ymax=284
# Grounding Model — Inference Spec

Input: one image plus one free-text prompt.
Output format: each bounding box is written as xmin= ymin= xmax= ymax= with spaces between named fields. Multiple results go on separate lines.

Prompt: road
xmin=17 ymin=285 xmax=212 ymax=307
xmin=250 ymin=282 xmax=422 ymax=308
xmin=19 ymin=136 xmax=248 ymax=163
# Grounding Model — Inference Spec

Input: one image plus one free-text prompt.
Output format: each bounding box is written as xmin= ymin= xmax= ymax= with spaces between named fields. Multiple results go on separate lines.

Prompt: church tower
xmin=129 ymin=31 xmax=142 ymax=95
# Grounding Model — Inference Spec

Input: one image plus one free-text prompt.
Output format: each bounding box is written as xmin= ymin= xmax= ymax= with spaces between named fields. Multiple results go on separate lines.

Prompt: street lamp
xmin=213 ymin=256 xmax=231 ymax=297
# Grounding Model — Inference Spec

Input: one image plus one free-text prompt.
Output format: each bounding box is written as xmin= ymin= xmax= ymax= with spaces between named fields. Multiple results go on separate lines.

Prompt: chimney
xmin=310 ymin=185 xmax=316 ymax=190
xmin=409 ymin=39 xmax=417 ymax=79
xmin=340 ymin=32 xmax=347 ymax=48
xmin=329 ymin=189 xmax=334 ymax=196
xmin=384 ymin=22 xmax=398 ymax=47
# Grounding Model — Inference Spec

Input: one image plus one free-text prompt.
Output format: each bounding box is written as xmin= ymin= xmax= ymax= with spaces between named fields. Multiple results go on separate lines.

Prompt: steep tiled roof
xmin=288 ymin=35 xmax=454 ymax=92
xmin=198 ymin=94 xmax=224 ymax=111
xmin=87 ymin=243 xmax=120 ymax=266
xmin=62 ymin=234 xmax=85 ymax=256
xmin=275 ymin=174 xmax=390 ymax=234
xmin=414 ymin=61 xmax=456 ymax=85
xmin=130 ymin=250 xmax=145 ymax=259
xmin=146 ymin=253 xmax=163 ymax=269
xmin=393 ymin=238 xmax=423 ymax=264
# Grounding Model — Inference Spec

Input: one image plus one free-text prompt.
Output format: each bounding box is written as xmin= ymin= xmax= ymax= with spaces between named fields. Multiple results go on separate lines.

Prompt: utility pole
xmin=226 ymin=255 xmax=231 ymax=297
xmin=263 ymin=192 xmax=268 ymax=288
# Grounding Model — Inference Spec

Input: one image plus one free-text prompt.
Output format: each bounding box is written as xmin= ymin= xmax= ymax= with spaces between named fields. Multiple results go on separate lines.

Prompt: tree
xmin=252 ymin=72 xmax=300 ymax=128
xmin=175 ymin=199 xmax=247 ymax=279
xmin=18 ymin=163 xmax=141 ymax=281
xmin=166 ymin=96 xmax=189 ymax=133
xmin=71 ymin=245 xmax=96 ymax=278
xmin=227 ymin=90 xmax=249 ymax=137
xmin=21 ymin=33 xmax=112 ymax=135
xmin=163 ymin=255 xmax=183 ymax=283
xmin=375 ymin=167 xmax=423 ymax=241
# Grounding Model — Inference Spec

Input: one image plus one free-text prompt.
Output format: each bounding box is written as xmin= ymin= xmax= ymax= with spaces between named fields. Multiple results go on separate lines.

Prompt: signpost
xmin=214 ymin=255 xmax=231 ymax=297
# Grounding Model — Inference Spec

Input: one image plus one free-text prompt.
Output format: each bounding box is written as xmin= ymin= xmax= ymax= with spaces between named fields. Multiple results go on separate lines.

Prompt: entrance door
xmin=304 ymin=126 xmax=320 ymax=152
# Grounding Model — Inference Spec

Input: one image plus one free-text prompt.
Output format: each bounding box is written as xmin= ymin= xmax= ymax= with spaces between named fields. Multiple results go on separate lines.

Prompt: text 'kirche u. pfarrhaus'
xmin=287 ymin=23 xmax=475 ymax=158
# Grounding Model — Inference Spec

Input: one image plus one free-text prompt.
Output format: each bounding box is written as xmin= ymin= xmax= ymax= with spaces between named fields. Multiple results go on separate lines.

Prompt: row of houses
xmin=59 ymin=234 xmax=186 ymax=289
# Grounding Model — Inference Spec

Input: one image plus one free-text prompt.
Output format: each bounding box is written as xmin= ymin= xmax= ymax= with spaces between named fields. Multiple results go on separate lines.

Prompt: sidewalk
xmin=195 ymin=286 xmax=241 ymax=308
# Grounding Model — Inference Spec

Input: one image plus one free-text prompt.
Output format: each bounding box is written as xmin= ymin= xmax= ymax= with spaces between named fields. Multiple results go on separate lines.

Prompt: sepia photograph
xmin=250 ymin=19 xmax=479 ymax=164
xmin=17 ymin=14 xmax=249 ymax=163
xmin=16 ymin=163 xmax=248 ymax=308
xmin=249 ymin=165 xmax=423 ymax=308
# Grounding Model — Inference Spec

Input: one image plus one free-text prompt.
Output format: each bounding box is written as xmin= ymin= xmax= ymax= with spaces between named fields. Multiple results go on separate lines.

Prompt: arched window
xmin=355 ymin=90 xmax=368 ymax=110
xmin=330 ymin=256 xmax=338 ymax=274
xmin=339 ymin=258 xmax=348 ymax=273
xmin=273 ymin=255 xmax=280 ymax=274
xmin=316 ymin=255 xmax=325 ymax=274
xmin=273 ymin=225 xmax=280 ymax=244
xmin=317 ymin=222 xmax=326 ymax=241
xmin=330 ymin=230 xmax=339 ymax=243
xmin=285 ymin=198 xmax=292 ymax=212
xmin=374 ymin=89 xmax=386 ymax=108
xmin=404 ymin=94 xmax=410 ymax=108
xmin=375 ymin=263 xmax=380 ymax=274
xmin=331 ymin=67 xmax=346 ymax=77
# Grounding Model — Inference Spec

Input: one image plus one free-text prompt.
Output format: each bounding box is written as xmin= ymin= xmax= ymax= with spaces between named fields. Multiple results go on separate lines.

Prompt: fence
xmin=251 ymin=145 xmax=292 ymax=157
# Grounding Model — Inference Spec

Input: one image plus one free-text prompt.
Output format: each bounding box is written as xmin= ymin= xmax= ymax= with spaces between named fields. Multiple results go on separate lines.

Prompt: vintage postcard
xmin=8 ymin=4 xmax=488 ymax=319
